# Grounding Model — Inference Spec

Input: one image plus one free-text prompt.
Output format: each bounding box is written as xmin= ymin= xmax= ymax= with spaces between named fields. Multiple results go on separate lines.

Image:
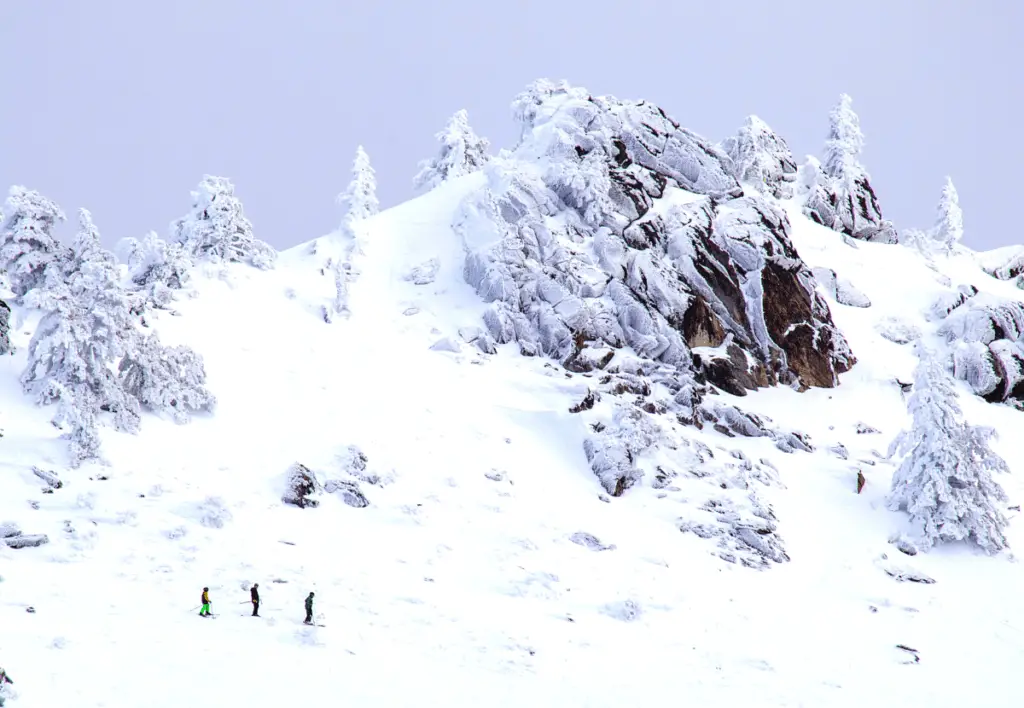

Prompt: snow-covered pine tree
xmin=413 ymin=109 xmax=491 ymax=191
xmin=171 ymin=175 xmax=276 ymax=270
xmin=931 ymin=176 xmax=964 ymax=251
xmin=118 ymin=330 xmax=215 ymax=423
xmin=118 ymin=230 xmax=194 ymax=310
xmin=0 ymin=186 xmax=69 ymax=300
xmin=721 ymin=115 xmax=798 ymax=199
xmin=888 ymin=348 xmax=1010 ymax=553
xmin=815 ymin=95 xmax=896 ymax=243
xmin=0 ymin=297 xmax=10 ymax=355
xmin=337 ymin=146 xmax=379 ymax=224
xmin=21 ymin=210 xmax=141 ymax=465
xmin=328 ymin=146 xmax=379 ymax=319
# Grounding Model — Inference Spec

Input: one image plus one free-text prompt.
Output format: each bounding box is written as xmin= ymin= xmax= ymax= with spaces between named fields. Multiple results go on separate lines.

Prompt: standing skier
xmin=304 ymin=592 xmax=315 ymax=625
xmin=250 ymin=583 xmax=260 ymax=617
xmin=0 ymin=666 xmax=13 ymax=707
xmin=199 ymin=587 xmax=212 ymax=617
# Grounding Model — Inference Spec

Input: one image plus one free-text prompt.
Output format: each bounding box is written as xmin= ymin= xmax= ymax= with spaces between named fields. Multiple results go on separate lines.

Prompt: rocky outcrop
xmin=720 ymin=115 xmax=798 ymax=199
xmin=0 ymin=298 xmax=10 ymax=355
xmin=460 ymin=116 xmax=853 ymax=394
xmin=797 ymin=156 xmax=897 ymax=244
xmin=2 ymin=522 xmax=50 ymax=549
xmin=456 ymin=80 xmax=856 ymax=514
xmin=983 ymin=248 xmax=1024 ymax=289
xmin=938 ymin=293 xmax=1024 ymax=406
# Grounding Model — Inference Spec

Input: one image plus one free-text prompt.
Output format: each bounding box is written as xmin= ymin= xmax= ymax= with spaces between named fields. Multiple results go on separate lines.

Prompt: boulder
xmin=5 ymin=533 xmax=50 ymax=549
xmin=324 ymin=479 xmax=369 ymax=508
xmin=282 ymin=463 xmax=320 ymax=509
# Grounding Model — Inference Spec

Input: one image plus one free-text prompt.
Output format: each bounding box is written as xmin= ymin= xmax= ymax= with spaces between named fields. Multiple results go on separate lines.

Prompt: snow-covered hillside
xmin=3 ymin=81 xmax=1024 ymax=707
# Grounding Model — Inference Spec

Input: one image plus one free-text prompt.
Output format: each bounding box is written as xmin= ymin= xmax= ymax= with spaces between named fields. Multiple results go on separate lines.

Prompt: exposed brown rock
xmin=682 ymin=295 xmax=727 ymax=349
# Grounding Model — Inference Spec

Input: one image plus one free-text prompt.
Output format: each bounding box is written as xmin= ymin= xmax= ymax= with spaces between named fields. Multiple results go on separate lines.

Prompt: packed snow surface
xmin=3 ymin=175 xmax=1024 ymax=707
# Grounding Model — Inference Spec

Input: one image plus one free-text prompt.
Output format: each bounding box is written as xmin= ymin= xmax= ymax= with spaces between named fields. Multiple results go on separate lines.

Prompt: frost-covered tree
xmin=21 ymin=210 xmax=141 ymax=465
xmin=414 ymin=109 xmax=490 ymax=191
xmin=118 ymin=230 xmax=193 ymax=309
xmin=931 ymin=177 xmax=963 ymax=251
xmin=337 ymin=146 xmax=379 ymax=225
xmin=805 ymin=95 xmax=896 ymax=244
xmin=888 ymin=349 xmax=1010 ymax=553
xmin=0 ymin=297 xmax=11 ymax=355
xmin=823 ymin=95 xmax=865 ymax=183
xmin=327 ymin=146 xmax=379 ymax=320
xmin=721 ymin=115 xmax=797 ymax=199
xmin=172 ymin=176 xmax=276 ymax=270
xmin=0 ymin=186 xmax=69 ymax=299
xmin=118 ymin=330 xmax=215 ymax=423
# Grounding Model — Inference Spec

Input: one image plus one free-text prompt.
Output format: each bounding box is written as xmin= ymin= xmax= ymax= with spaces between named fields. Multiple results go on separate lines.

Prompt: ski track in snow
xmin=2 ymin=177 xmax=1024 ymax=707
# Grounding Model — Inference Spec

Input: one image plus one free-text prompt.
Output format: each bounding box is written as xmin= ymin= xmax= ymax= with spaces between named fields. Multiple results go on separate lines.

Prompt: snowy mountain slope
xmin=4 ymin=86 xmax=1024 ymax=707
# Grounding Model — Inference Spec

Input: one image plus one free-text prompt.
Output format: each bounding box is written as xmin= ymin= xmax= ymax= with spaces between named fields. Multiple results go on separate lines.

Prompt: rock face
xmin=459 ymin=81 xmax=854 ymax=397
xmin=456 ymin=80 xmax=855 ymax=507
xmin=720 ymin=115 xmax=798 ymax=199
xmin=0 ymin=298 xmax=10 ymax=355
xmin=938 ymin=292 xmax=1024 ymax=405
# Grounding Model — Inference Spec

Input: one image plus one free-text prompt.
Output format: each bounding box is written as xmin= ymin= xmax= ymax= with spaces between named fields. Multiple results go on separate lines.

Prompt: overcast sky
xmin=1 ymin=1 xmax=1019 ymax=252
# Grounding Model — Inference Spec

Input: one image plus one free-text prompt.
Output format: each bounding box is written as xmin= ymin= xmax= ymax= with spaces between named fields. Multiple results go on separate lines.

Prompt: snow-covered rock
xmin=282 ymin=463 xmax=321 ymax=509
xmin=812 ymin=267 xmax=871 ymax=308
xmin=720 ymin=115 xmax=798 ymax=199
xmin=875 ymin=316 xmax=921 ymax=344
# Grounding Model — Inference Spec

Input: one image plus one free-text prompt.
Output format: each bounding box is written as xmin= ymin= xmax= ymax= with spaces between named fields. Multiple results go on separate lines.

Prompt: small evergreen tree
xmin=327 ymin=146 xmax=379 ymax=320
xmin=823 ymin=94 xmax=865 ymax=183
xmin=888 ymin=348 xmax=1010 ymax=553
xmin=118 ymin=230 xmax=194 ymax=309
xmin=0 ymin=186 xmax=69 ymax=299
xmin=172 ymin=175 xmax=276 ymax=270
xmin=931 ymin=176 xmax=964 ymax=251
xmin=337 ymin=146 xmax=379 ymax=225
xmin=414 ymin=109 xmax=490 ymax=191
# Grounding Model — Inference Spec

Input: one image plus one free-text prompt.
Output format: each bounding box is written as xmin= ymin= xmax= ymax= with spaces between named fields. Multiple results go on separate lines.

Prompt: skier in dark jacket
xmin=0 ymin=666 xmax=13 ymax=707
xmin=304 ymin=592 xmax=315 ymax=624
xmin=250 ymin=583 xmax=260 ymax=617
xmin=199 ymin=587 xmax=212 ymax=617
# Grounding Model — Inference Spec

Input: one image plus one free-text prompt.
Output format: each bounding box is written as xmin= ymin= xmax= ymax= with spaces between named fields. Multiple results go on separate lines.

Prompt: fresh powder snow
xmin=2 ymin=82 xmax=1023 ymax=708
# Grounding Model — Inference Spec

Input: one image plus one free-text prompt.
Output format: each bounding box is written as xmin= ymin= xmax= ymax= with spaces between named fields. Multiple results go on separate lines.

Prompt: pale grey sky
xmin=1 ymin=1 xmax=1019 ymax=252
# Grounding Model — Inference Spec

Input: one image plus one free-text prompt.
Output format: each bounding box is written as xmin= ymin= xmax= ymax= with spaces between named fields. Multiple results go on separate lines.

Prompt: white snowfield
xmin=4 ymin=173 xmax=1024 ymax=708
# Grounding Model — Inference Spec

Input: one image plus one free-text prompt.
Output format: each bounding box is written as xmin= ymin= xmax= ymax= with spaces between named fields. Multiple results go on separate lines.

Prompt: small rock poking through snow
xmin=569 ymin=531 xmax=616 ymax=551
xmin=600 ymin=599 xmax=643 ymax=622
